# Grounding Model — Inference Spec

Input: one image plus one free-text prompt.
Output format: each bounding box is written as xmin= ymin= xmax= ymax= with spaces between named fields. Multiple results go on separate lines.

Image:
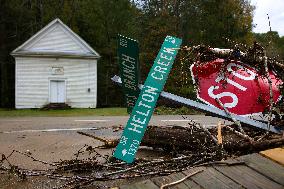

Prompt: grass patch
xmin=0 ymin=106 xmax=202 ymax=117
xmin=0 ymin=107 xmax=128 ymax=117
xmin=154 ymin=106 xmax=202 ymax=115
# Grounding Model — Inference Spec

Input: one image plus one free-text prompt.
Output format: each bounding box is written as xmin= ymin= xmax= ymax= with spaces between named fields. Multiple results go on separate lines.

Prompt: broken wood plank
xmin=121 ymin=153 xmax=284 ymax=189
xmin=239 ymin=153 xmax=284 ymax=186
xmin=260 ymin=147 xmax=284 ymax=166
xmin=183 ymin=167 xmax=241 ymax=189
xmin=120 ymin=180 xmax=160 ymax=189
xmin=217 ymin=121 xmax=223 ymax=145
xmin=204 ymin=167 xmax=242 ymax=189
xmin=213 ymin=163 xmax=283 ymax=189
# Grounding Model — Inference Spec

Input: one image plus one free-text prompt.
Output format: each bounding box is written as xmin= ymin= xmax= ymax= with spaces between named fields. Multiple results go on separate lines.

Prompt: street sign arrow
xmin=122 ymin=149 xmax=127 ymax=156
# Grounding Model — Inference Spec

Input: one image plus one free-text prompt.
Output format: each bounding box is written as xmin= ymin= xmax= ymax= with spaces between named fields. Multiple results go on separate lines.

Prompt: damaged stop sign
xmin=190 ymin=59 xmax=283 ymax=115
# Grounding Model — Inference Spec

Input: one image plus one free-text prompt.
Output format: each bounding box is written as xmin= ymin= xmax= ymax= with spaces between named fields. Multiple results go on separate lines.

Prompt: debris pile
xmin=182 ymin=42 xmax=284 ymax=78
xmin=1 ymin=120 xmax=283 ymax=188
xmin=181 ymin=42 xmax=284 ymax=126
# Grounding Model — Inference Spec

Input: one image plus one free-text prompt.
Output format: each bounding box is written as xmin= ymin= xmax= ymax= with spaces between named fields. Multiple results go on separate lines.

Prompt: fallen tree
xmin=78 ymin=122 xmax=284 ymax=156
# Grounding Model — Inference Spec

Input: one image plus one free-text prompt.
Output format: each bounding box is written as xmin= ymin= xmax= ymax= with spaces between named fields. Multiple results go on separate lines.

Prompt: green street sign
xmin=118 ymin=35 xmax=140 ymax=114
xmin=113 ymin=36 xmax=182 ymax=163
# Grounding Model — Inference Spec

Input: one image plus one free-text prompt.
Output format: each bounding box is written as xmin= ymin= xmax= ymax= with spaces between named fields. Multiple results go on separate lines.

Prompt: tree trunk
xmin=78 ymin=125 xmax=284 ymax=154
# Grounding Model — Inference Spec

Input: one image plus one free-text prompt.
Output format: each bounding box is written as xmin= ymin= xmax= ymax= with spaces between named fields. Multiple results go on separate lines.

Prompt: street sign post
xmin=112 ymin=75 xmax=282 ymax=134
xmin=113 ymin=36 xmax=182 ymax=163
xmin=190 ymin=59 xmax=283 ymax=115
xmin=118 ymin=34 xmax=140 ymax=113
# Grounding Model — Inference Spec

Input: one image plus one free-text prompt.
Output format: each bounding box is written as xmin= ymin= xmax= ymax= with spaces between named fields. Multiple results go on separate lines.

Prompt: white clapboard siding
xmin=12 ymin=19 xmax=100 ymax=57
xmin=27 ymin=25 xmax=85 ymax=53
xmin=15 ymin=57 xmax=97 ymax=109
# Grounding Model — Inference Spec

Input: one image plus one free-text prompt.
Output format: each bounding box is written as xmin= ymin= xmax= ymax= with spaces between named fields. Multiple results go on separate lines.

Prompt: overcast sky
xmin=251 ymin=0 xmax=284 ymax=36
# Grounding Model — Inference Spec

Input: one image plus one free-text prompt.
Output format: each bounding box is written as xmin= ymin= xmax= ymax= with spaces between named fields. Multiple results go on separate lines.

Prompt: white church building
xmin=11 ymin=18 xmax=100 ymax=109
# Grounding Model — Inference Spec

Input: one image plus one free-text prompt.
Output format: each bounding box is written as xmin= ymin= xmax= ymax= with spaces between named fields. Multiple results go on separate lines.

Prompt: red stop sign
xmin=190 ymin=59 xmax=283 ymax=115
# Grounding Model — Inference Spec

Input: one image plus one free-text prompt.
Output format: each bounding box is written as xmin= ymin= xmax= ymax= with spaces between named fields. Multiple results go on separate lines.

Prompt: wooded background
xmin=1 ymin=0 xmax=284 ymax=108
